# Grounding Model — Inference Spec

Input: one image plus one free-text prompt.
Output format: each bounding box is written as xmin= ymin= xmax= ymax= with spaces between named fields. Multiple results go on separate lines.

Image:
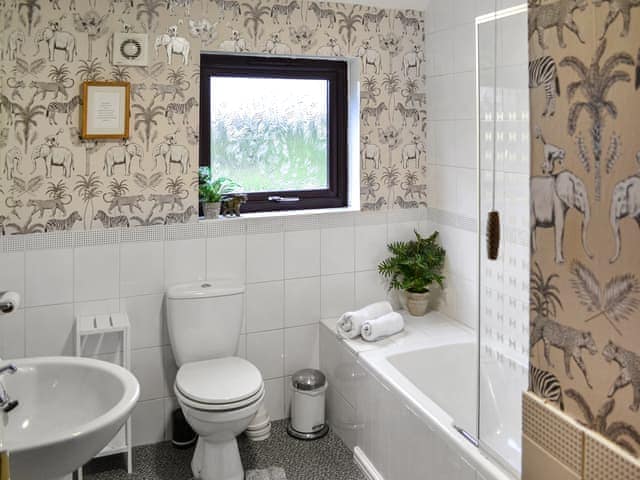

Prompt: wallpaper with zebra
xmin=0 ymin=0 xmax=425 ymax=235
xmin=528 ymin=0 xmax=640 ymax=458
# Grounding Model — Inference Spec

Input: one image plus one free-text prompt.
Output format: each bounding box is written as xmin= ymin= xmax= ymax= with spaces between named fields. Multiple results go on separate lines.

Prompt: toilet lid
xmin=176 ymin=357 xmax=263 ymax=405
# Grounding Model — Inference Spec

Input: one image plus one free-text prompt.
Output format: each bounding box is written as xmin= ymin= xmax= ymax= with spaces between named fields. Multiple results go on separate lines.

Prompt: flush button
xmin=201 ymin=283 xmax=212 ymax=288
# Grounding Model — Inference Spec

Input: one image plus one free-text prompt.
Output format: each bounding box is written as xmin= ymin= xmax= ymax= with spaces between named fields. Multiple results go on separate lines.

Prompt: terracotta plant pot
xmin=202 ymin=201 xmax=221 ymax=219
xmin=405 ymin=291 xmax=429 ymax=316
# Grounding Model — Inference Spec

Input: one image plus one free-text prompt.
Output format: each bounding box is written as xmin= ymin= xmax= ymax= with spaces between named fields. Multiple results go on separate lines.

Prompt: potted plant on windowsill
xmin=377 ymin=231 xmax=446 ymax=316
xmin=199 ymin=167 xmax=238 ymax=219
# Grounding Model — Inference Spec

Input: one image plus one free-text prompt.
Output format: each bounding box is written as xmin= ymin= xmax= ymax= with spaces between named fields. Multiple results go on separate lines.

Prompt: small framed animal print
xmin=81 ymin=81 xmax=130 ymax=139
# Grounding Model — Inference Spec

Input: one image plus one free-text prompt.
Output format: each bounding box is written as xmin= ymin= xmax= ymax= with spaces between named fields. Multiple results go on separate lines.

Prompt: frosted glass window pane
xmin=210 ymin=77 xmax=329 ymax=192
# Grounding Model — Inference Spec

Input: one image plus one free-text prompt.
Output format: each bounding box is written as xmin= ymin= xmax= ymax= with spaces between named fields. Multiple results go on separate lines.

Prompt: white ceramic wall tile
xmin=74 ymin=298 xmax=120 ymax=316
xmin=0 ymin=309 xmax=25 ymax=359
xmin=453 ymin=23 xmax=475 ymax=73
xmin=454 ymin=119 xmax=476 ymax=169
xmin=321 ymin=273 xmax=355 ymax=319
xmin=163 ymin=396 xmax=179 ymax=441
xmin=431 ymin=120 xmax=456 ymax=166
xmin=74 ymin=245 xmax=119 ymax=302
xmin=121 ymin=294 xmax=167 ymax=350
xmin=321 ymin=226 xmax=355 ymax=275
xmin=236 ymin=333 xmax=246 ymax=358
xmin=25 ymin=303 xmax=74 ymax=356
xmin=355 ymin=224 xmax=388 ymax=272
xmin=355 ymin=270 xmax=388 ymax=310
xmin=120 ymin=241 xmax=164 ymax=297
xmin=246 ymin=330 xmax=284 ymax=380
xmin=0 ymin=251 xmax=25 ymax=304
xmin=387 ymin=221 xmax=419 ymax=245
xmin=284 ymin=276 xmax=321 ymax=328
xmin=164 ymin=238 xmax=206 ymax=287
xmin=284 ymin=229 xmax=321 ymax=279
xmin=428 ymin=29 xmax=454 ymax=76
xmin=132 ymin=398 xmax=166 ymax=447
xmin=246 ymin=233 xmax=283 ymax=283
xmin=263 ymin=377 xmax=285 ymax=421
xmin=25 ymin=248 xmax=73 ymax=307
xmin=206 ymin=235 xmax=246 ymax=283
xmin=456 ymin=168 xmax=477 ymax=219
xmin=454 ymin=71 xmax=475 ymax=120
xmin=132 ymin=346 xmax=170 ymax=401
xmin=284 ymin=324 xmax=319 ymax=375
xmin=246 ymin=281 xmax=284 ymax=333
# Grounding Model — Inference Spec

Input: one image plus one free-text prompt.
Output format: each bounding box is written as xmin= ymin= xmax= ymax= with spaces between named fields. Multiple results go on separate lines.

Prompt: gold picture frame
xmin=81 ymin=81 xmax=130 ymax=139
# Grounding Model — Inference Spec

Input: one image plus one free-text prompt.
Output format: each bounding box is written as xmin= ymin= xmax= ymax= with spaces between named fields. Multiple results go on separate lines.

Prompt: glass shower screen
xmin=476 ymin=4 xmax=530 ymax=476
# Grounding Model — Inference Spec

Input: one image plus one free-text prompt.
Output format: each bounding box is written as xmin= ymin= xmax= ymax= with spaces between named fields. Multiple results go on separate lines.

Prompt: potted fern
xmin=378 ymin=230 xmax=446 ymax=316
xmin=199 ymin=167 xmax=238 ymax=219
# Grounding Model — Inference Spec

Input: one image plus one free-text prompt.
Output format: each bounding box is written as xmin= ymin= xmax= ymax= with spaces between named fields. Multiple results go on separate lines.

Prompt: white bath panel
xmin=354 ymin=447 xmax=385 ymax=480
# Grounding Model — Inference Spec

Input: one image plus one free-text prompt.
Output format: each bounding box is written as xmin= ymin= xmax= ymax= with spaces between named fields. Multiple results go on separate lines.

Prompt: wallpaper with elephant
xmin=528 ymin=0 xmax=640 ymax=459
xmin=0 ymin=0 xmax=425 ymax=234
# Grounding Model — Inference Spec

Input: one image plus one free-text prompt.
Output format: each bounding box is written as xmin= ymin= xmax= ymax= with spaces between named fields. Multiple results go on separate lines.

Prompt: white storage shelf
xmin=75 ymin=312 xmax=133 ymax=479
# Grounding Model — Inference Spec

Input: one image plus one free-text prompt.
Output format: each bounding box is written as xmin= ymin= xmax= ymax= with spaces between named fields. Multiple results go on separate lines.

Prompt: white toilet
xmin=166 ymin=282 xmax=264 ymax=480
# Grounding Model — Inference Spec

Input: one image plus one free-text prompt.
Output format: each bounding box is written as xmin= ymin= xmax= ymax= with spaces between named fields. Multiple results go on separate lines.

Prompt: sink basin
xmin=1 ymin=356 xmax=139 ymax=479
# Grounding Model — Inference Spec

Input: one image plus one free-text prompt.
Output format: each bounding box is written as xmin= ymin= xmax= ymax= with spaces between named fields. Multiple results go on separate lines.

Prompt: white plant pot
xmin=405 ymin=291 xmax=429 ymax=316
xmin=202 ymin=202 xmax=221 ymax=219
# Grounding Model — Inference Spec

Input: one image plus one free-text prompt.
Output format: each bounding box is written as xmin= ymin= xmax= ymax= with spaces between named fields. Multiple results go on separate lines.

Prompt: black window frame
xmin=200 ymin=53 xmax=349 ymax=213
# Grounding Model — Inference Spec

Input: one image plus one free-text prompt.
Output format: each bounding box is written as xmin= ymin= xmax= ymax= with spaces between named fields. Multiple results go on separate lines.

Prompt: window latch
xmin=268 ymin=196 xmax=300 ymax=203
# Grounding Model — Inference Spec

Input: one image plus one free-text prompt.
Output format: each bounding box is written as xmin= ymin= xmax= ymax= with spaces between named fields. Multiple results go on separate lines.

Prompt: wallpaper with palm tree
xmin=528 ymin=0 xmax=640 ymax=460
xmin=0 ymin=0 xmax=425 ymax=235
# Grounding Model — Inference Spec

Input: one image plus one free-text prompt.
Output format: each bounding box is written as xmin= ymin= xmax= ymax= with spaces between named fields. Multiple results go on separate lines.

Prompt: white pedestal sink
xmin=1 ymin=356 xmax=139 ymax=480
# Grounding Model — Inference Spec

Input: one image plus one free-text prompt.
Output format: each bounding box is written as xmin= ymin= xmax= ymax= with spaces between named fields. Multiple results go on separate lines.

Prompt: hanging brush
xmin=486 ymin=23 xmax=500 ymax=261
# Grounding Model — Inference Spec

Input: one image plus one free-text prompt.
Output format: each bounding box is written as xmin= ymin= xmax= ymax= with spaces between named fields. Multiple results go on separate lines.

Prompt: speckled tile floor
xmin=84 ymin=420 xmax=366 ymax=480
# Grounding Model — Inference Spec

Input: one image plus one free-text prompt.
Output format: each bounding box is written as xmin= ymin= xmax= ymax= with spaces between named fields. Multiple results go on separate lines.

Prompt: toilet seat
xmin=175 ymin=357 xmax=264 ymax=412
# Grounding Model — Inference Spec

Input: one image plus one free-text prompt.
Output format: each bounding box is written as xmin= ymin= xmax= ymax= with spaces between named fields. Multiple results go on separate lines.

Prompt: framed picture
xmin=81 ymin=81 xmax=130 ymax=139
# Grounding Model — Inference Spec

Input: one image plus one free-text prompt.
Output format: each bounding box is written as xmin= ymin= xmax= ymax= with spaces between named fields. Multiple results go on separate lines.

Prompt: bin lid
xmin=292 ymin=369 xmax=326 ymax=391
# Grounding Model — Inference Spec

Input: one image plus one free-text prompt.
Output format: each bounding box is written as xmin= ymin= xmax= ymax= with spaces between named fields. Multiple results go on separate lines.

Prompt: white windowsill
xmin=198 ymin=205 xmax=361 ymax=222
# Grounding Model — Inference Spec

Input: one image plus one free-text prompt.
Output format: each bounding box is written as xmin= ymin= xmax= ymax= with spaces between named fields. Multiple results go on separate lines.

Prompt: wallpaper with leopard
xmin=528 ymin=0 xmax=640 ymax=459
xmin=0 ymin=0 xmax=425 ymax=234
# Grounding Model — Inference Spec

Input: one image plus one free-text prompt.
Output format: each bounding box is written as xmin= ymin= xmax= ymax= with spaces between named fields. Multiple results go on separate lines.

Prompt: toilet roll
xmin=0 ymin=291 xmax=20 ymax=314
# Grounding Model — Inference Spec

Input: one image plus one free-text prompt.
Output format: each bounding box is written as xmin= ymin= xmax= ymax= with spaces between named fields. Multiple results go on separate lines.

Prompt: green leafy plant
xmin=378 ymin=231 xmax=446 ymax=294
xmin=199 ymin=167 xmax=238 ymax=203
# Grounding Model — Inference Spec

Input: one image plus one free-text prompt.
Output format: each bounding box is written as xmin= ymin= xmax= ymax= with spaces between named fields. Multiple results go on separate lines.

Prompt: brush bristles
xmin=486 ymin=211 xmax=500 ymax=260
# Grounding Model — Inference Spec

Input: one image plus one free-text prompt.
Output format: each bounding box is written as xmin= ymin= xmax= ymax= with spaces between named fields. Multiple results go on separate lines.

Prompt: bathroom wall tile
xmin=284 ymin=375 xmax=293 ymax=416
xmin=426 ymin=75 xmax=456 ymax=121
xmin=132 ymin=398 xmax=166 ymax=447
xmin=387 ymin=221 xmax=419 ymax=245
xmin=321 ymin=226 xmax=355 ymax=275
xmin=163 ymin=396 xmax=179 ymax=441
xmin=236 ymin=333 xmax=246 ymax=358
xmin=162 ymin=345 xmax=178 ymax=397
xmin=453 ymin=72 xmax=475 ymax=120
xmin=425 ymin=0 xmax=453 ymax=33
xmin=120 ymin=241 xmax=164 ymax=297
xmin=284 ymin=324 xmax=319 ymax=375
xmin=453 ymin=23 xmax=475 ymax=73
xmin=164 ymin=238 xmax=206 ymax=287
xmin=74 ymin=298 xmax=120 ymax=316
xmin=452 ymin=0 xmax=478 ymax=27
xmin=247 ymin=233 xmax=283 ymax=283
xmin=0 ymin=251 xmax=25 ymax=305
xmin=121 ymin=294 xmax=167 ymax=349
xmin=25 ymin=248 xmax=73 ymax=307
xmin=284 ymin=276 xmax=321 ymax=327
xmin=246 ymin=281 xmax=284 ymax=333
xmin=0 ymin=309 xmax=25 ymax=359
xmin=246 ymin=330 xmax=284 ymax=380
xmin=431 ymin=120 xmax=456 ymax=166
xmin=284 ymin=229 xmax=321 ymax=279
xmin=132 ymin=346 xmax=168 ymax=401
xmin=74 ymin=244 xmax=119 ymax=302
xmin=25 ymin=303 xmax=74 ymax=356
xmin=456 ymin=168 xmax=477 ymax=218
xmin=355 ymin=270 xmax=388 ymax=310
xmin=206 ymin=234 xmax=246 ymax=283
xmin=263 ymin=377 xmax=285 ymax=421
xmin=428 ymin=29 xmax=454 ymax=76
xmin=321 ymin=273 xmax=355 ymax=319
xmin=355 ymin=224 xmax=387 ymax=272
xmin=454 ymin=119 xmax=476 ymax=169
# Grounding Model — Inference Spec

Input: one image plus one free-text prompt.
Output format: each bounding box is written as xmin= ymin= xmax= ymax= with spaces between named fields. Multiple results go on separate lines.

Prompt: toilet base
xmin=191 ymin=435 xmax=244 ymax=480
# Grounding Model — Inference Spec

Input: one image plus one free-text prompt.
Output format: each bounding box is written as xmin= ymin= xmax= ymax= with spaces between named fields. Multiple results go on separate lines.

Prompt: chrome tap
xmin=0 ymin=363 xmax=18 ymax=413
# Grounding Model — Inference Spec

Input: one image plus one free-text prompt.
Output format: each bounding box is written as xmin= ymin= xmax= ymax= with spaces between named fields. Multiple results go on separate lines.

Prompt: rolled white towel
xmin=361 ymin=311 xmax=405 ymax=342
xmin=336 ymin=301 xmax=393 ymax=339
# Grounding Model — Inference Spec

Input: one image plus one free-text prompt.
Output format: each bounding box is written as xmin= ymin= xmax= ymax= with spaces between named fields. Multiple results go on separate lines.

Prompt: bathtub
xmin=319 ymin=312 xmax=519 ymax=480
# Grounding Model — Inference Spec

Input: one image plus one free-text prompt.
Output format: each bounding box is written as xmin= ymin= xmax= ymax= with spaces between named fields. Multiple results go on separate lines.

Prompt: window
xmin=200 ymin=54 xmax=348 ymax=213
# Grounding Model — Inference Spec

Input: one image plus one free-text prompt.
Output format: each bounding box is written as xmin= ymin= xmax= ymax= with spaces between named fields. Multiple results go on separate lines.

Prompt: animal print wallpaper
xmin=0 ymin=0 xmax=425 ymax=234
xmin=528 ymin=0 xmax=640 ymax=458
